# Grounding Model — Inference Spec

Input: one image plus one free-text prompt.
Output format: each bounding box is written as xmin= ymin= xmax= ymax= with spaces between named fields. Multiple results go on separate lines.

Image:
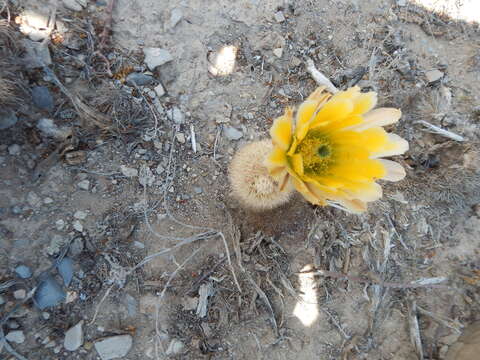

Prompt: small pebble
xmin=167 ymin=8 xmax=183 ymax=29
xmin=73 ymin=220 xmax=83 ymax=232
xmin=42 ymin=312 xmax=50 ymax=320
xmin=77 ymin=180 xmax=90 ymax=190
xmin=193 ymin=187 xmax=203 ymax=194
xmin=8 ymin=144 xmax=21 ymax=156
xmin=224 ymin=126 xmax=243 ymax=140
xmin=55 ymin=219 xmax=65 ymax=231
xmin=94 ymin=335 xmax=133 ymax=360
xmin=31 ymin=86 xmax=54 ymax=112
xmin=0 ymin=110 xmax=18 ymax=130
xmin=15 ymin=265 xmax=32 ymax=279
xmin=176 ymin=133 xmax=186 ymax=144
xmin=120 ymin=165 xmax=138 ymax=177
xmin=273 ymin=48 xmax=283 ymax=58
xmin=425 ymin=69 xmax=444 ymax=83
xmin=14 ymin=289 xmax=27 ymax=300
xmin=125 ymin=72 xmax=155 ymax=86
xmin=143 ymin=47 xmax=173 ymax=71
xmin=166 ymin=339 xmax=185 ymax=355
xmin=6 ymin=330 xmax=25 ymax=344
xmin=43 ymin=197 xmax=54 ymax=204
xmin=274 ymin=11 xmax=286 ymax=23
xmin=74 ymin=210 xmax=87 ymax=220
xmin=154 ymin=84 xmax=165 ymax=97
xmin=167 ymin=107 xmax=185 ymax=124
xmin=133 ymin=241 xmax=145 ymax=249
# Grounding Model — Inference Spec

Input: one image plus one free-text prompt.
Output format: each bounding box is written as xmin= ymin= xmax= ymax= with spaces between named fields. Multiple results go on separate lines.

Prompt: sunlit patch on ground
xmin=207 ymin=45 xmax=237 ymax=76
xmin=410 ymin=0 xmax=480 ymax=23
xmin=293 ymin=265 xmax=319 ymax=327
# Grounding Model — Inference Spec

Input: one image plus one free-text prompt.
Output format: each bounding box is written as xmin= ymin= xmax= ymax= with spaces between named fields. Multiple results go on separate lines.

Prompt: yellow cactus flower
xmin=265 ymin=86 xmax=408 ymax=213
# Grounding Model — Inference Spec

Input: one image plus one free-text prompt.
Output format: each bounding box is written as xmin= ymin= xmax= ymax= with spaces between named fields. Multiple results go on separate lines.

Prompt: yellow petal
xmin=290 ymin=154 xmax=304 ymax=176
xmin=330 ymin=159 xmax=386 ymax=182
xmin=328 ymin=199 xmax=367 ymax=214
xmin=310 ymin=99 xmax=354 ymax=128
xmin=378 ymin=159 xmax=406 ymax=181
xmin=352 ymin=91 xmax=377 ymax=115
xmin=291 ymin=177 xmax=325 ymax=205
xmin=342 ymin=181 xmax=383 ymax=202
xmin=306 ymin=86 xmax=327 ymax=102
xmin=270 ymin=108 xmax=293 ymax=150
xmin=348 ymin=108 xmax=402 ymax=131
xmin=371 ymin=133 xmax=409 ymax=158
xmin=295 ymin=100 xmax=319 ymax=141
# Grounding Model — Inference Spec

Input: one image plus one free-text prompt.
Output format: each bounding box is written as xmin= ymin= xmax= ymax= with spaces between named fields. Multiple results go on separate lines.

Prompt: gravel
xmin=167 ymin=106 xmax=185 ymax=124
xmin=154 ymin=83 xmax=165 ymax=97
xmin=94 ymin=335 xmax=133 ymax=360
xmin=0 ymin=110 xmax=18 ymax=130
xmin=143 ymin=47 xmax=173 ymax=71
xmin=74 ymin=210 xmax=87 ymax=220
xmin=77 ymin=180 xmax=90 ymax=190
xmin=274 ymin=11 xmax=286 ymax=23
xmin=36 ymin=118 xmax=71 ymax=139
xmin=64 ymin=320 xmax=84 ymax=351
xmin=166 ymin=339 xmax=185 ymax=355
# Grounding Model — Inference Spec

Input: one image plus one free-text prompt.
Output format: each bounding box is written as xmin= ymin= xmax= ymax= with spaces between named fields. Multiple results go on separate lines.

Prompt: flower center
xmin=296 ymin=129 xmax=335 ymax=176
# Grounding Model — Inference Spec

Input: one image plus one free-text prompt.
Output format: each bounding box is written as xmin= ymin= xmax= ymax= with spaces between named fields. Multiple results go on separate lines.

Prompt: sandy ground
xmin=1 ymin=0 xmax=480 ymax=359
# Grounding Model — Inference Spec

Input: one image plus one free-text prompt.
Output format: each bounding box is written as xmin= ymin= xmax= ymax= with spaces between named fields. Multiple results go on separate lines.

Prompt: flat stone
xmin=32 ymin=86 xmax=54 ymax=112
xmin=125 ymin=72 xmax=155 ymax=86
xmin=43 ymin=197 xmax=54 ymax=204
xmin=15 ymin=265 xmax=32 ymax=279
xmin=425 ymin=69 xmax=444 ymax=83
xmin=6 ymin=330 xmax=25 ymax=344
xmin=68 ymin=237 xmax=84 ymax=257
xmin=8 ymin=144 xmax=21 ymax=155
xmin=120 ymin=165 xmax=138 ymax=177
xmin=274 ymin=11 xmax=286 ymax=23
xmin=0 ymin=110 xmax=18 ymax=130
xmin=94 ymin=335 xmax=133 ymax=360
xmin=77 ymin=180 xmax=90 ymax=190
xmin=167 ymin=107 xmax=184 ymax=124
xmin=74 ymin=210 xmax=87 ymax=220
xmin=143 ymin=48 xmax=173 ymax=71
xmin=64 ymin=320 xmax=84 ymax=351
xmin=154 ymin=84 xmax=165 ymax=97
xmin=57 ymin=257 xmax=74 ymax=286
xmin=273 ymin=48 xmax=283 ymax=58
xmin=224 ymin=126 xmax=243 ymax=140
xmin=167 ymin=8 xmax=183 ymax=29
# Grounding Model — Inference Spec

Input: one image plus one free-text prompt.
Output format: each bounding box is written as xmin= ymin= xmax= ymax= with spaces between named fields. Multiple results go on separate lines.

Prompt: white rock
xmin=176 ymin=133 xmax=186 ymax=144
xmin=425 ymin=69 xmax=444 ymax=83
xmin=13 ymin=289 xmax=26 ymax=299
xmin=273 ymin=48 xmax=283 ymax=58
xmin=166 ymin=339 xmax=185 ymax=355
xmin=6 ymin=330 xmax=25 ymax=344
xmin=77 ymin=180 xmax=90 ymax=190
xmin=8 ymin=144 xmax=21 ymax=155
xmin=73 ymin=220 xmax=83 ymax=232
xmin=74 ymin=210 xmax=87 ymax=220
xmin=62 ymin=0 xmax=83 ymax=11
xmin=154 ymin=84 xmax=165 ymax=97
xmin=55 ymin=219 xmax=65 ymax=231
xmin=120 ymin=165 xmax=138 ymax=177
xmin=274 ymin=11 xmax=286 ymax=23
xmin=64 ymin=320 xmax=84 ymax=351
xmin=155 ymin=164 xmax=165 ymax=174
xmin=43 ymin=197 xmax=54 ymax=204
xmin=143 ymin=48 xmax=173 ymax=71
xmin=37 ymin=118 xmax=71 ymax=140
xmin=396 ymin=0 xmax=407 ymax=6
xmin=94 ymin=335 xmax=133 ymax=360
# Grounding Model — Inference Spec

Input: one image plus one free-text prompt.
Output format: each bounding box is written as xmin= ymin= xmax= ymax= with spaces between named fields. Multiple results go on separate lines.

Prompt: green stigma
xmin=295 ymin=129 xmax=335 ymax=176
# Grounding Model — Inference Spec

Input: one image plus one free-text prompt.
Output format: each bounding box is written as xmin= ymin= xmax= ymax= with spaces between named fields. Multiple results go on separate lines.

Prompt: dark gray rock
xmin=0 ymin=110 xmax=18 ymax=130
xmin=32 ymin=86 xmax=54 ymax=112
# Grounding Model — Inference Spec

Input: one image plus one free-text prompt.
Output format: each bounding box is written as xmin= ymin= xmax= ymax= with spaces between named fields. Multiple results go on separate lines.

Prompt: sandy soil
xmin=1 ymin=0 xmax=480 ymax=359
